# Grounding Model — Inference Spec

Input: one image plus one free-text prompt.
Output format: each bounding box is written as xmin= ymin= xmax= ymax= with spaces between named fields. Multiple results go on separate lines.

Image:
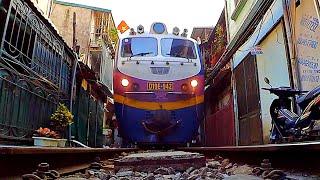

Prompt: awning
xmin=77 ymin=61 xmax=113 ymax=100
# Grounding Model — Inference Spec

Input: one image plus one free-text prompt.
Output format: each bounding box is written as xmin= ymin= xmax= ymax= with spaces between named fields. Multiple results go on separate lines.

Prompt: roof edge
xmin=54 ymin=0 xmax=111 ymax=13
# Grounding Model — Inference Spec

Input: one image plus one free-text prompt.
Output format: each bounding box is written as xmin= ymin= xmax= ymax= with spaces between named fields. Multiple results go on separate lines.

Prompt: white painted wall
xmin=232 ymin=0 xmax=284 ymax=68
xmin=256 ymin=23 xmax=291 ymax=144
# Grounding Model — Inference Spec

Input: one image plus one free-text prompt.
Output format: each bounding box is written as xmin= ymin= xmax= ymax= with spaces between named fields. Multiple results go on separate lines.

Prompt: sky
xmin=59 ymin=0 xmax=225 ymax=37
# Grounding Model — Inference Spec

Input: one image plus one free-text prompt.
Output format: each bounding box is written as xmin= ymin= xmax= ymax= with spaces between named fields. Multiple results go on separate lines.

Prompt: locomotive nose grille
xmin=150 ymin=67 xmax=170 ymax=75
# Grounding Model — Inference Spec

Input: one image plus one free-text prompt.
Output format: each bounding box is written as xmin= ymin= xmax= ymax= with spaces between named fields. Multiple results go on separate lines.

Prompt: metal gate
xmin=0 ymin=0 xmax=75 ymax=141
xmin=74 ymin=87 xmax=104 ymax=147
xmin=234 ymin=55 xmax=263 ymax=145
xmin=205 ymin=96 xmax=235 ymax=146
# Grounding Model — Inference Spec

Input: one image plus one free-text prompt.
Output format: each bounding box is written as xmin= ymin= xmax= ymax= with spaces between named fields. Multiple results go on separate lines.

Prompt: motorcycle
xmin=262 ymin=78 xmax=320 ymax=143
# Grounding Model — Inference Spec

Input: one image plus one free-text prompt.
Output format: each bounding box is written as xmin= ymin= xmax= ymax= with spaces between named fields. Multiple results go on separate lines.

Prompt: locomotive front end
xmin=113 ymin=23 xmax=204 ymax=145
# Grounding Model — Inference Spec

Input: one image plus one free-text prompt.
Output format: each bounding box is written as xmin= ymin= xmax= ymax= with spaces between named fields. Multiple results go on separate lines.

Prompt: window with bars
xmin=0 ymin=0 xmax=73 ymax=96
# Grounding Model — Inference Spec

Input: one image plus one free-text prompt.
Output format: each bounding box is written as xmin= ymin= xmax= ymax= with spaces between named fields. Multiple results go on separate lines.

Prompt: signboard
xmin=295 ymin=0 xmax=320 ymax=91
xmin=250 ymin=46 xmax=263 ymax=55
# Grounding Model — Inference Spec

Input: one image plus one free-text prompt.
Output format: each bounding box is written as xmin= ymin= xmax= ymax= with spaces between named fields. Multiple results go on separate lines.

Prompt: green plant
xmin=50 ymin=103 xmax=73 ymax=130
xmin=212 ymin=24 xmax=227 ymax=53
xmin=109 ymin=28 xmax=119 ymax=44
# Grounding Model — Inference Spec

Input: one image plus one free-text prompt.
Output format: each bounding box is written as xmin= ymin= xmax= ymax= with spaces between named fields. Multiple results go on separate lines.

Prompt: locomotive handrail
xmin=142 ymin=120 xmax=182 ymax=135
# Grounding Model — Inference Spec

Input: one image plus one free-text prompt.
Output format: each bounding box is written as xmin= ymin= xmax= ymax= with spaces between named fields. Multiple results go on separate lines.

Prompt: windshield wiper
xmin=166 ymin=53 xmax=192 ymax=62
xmin=129 ymin=52 xmax=153 ymax=60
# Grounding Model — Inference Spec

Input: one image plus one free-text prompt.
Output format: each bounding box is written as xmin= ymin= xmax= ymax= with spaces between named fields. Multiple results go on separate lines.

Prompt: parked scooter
xmin=262 ymin=78 xmax=320 ymax=143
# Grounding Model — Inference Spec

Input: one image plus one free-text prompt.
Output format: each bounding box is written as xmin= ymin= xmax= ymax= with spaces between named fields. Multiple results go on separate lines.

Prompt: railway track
xmin=1 ymin=142 xmax=320 ymax=179
xmin=0 ymin=146 xmax=138 ymax=179
xmin=180 ymin=141 xmax=320 ymax=171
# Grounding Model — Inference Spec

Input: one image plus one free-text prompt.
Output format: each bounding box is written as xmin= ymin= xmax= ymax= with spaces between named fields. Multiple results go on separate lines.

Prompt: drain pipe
xmin=68 ymin=55 xmax=78 ymax=145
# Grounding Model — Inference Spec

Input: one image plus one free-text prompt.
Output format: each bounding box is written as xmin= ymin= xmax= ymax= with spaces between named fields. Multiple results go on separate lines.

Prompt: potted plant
xmin=33 ymin=127 xmax=60 ymax=147
xmin=50 ymin=103 xmax=74 ymax=147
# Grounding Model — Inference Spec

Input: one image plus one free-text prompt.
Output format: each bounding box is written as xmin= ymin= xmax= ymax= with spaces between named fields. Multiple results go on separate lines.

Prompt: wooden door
xmin=234 ymin=55 xmax=263 ymax=145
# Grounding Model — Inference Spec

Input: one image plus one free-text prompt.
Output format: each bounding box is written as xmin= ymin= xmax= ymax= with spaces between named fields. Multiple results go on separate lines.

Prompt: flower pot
xmin=57 ymin=139 xmax=67 ymax=147
xmin=32 ymin=137 xmax=59 ymax=147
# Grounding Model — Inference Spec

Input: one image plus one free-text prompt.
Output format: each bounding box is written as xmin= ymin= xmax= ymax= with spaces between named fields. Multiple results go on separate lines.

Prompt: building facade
xmin=192 ymin=9 xmax=235 ymax=147
xmin=50 ymin=0 xmax=118 ymax=147
xmin=213 ymin=0 xmax=320 ymax=145
xmin=51 ymin=0 xmax=118 ymax=91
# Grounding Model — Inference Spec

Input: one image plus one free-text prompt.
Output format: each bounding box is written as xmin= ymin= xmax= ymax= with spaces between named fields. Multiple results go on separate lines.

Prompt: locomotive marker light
xmin=181 ymin=29 xmax=188 ymax=37
xmin=173 ymin=27 xmax=180 ymax=35
xmin=137 ymin=25 xmax=144 ymax=34
xmin=129 ymin=28 xmax=136 ymax=35
xmin=181 ymin=84 xmax=188 ymax=92
xmin=133 ymin=83 xmax=140 ymax=91
xmin=191 ymin=79 xmax=198 ymax=88
xmin=121 ymin=79 xmax=129 ymax=87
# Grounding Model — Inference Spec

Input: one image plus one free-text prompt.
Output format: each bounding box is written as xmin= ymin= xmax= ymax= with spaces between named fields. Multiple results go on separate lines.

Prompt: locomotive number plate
xmin=147 ymin=82 xmax=173 ymax=91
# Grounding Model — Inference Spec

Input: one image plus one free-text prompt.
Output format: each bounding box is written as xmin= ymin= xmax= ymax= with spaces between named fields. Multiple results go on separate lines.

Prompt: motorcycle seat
xmin=297 ymin=86 xmax=320 ymax=108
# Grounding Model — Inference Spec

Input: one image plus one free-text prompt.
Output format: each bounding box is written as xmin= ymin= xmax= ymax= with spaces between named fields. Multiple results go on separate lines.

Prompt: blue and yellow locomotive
xmin=113 ymin=23 xmax=204 ymax=145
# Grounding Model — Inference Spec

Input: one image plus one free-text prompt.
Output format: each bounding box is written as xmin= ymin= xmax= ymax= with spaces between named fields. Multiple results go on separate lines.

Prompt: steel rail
xmin=0 ymin=146 xmax=138 ymax=179
xmin=179 ymin=142 xmax=320 ymax=172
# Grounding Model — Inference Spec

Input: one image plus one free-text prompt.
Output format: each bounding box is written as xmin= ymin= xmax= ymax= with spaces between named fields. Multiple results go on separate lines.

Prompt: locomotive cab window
xmin=161 ymin=38 xmax=197 ymax=59
xmin=121 ymin=37 xmax=158 ymax=57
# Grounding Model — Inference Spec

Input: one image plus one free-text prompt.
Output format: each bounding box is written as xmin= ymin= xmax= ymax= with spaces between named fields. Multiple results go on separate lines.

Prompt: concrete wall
xmin=294 ymin=0 xmax=320 ymax=91
xmin=232 ymin=0 xmax=283 ymax=68
xmin=256 ymin=23 xmax=291 ymax=143
xmin=50 ymin=3 xmax=92 ymax=59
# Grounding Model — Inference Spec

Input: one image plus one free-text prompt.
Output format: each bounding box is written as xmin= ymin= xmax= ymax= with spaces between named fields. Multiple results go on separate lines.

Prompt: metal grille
xmin=0 ymin=69 xmax=58 ymax=139
xmin=0 ymin=0 xmax=72 ymax=95
xmin=150 ymin=67 xmax=170 ymax=75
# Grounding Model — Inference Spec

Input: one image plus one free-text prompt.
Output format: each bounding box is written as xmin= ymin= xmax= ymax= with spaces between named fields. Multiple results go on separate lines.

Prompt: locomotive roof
xmin=121 ymin=33 xmax=198 ymax=44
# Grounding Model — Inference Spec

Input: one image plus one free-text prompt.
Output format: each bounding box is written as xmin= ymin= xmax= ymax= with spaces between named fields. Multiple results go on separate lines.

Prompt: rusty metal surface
xmin=205 ymin=98 xmax=235 ymax=147
xmin=0 ymin=146 xmax=137 ymax=178
xmin=0 ymin=146 xmax=137 ymax=155
xmin=234 ymin=55 xmax=263 ymax=145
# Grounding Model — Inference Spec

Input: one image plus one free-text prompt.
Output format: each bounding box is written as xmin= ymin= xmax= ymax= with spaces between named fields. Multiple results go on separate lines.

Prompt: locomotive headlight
xmin=153 ymin=23 xmax=165 ymax=34
xmin=191 ymin=80 xmax=198 ymax=88
xmin=121 ymin=79 xmax=129 ymax=87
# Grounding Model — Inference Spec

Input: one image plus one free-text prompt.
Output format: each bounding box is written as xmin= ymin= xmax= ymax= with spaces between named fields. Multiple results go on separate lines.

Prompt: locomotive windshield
xmin=161 ymin=38 xmax=197 ymax=59
xmin=121 ymin=37 xmax=158 ymax=57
